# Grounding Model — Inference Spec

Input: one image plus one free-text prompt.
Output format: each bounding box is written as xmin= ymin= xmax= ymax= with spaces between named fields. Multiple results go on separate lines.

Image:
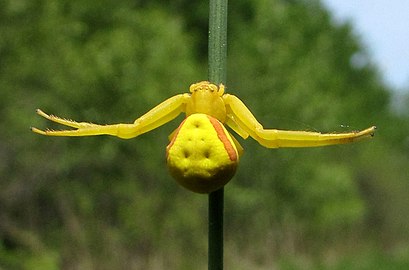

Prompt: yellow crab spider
xmin=32 ymin=81 xmax=376 ymax=193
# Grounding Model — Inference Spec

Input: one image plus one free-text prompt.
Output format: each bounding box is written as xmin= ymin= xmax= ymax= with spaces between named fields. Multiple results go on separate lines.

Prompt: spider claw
xmin=31 ymin=127 xmax=47 ymax=135
xmin=370 ymin=126 xmax=377 ymax=137
xmin=36 ymin=109 xmax=49 ymax=118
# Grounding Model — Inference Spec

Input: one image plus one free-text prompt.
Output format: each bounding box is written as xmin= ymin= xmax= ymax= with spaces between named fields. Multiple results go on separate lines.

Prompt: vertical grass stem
xmin=208 ymin=0 xmax=228 ymax=269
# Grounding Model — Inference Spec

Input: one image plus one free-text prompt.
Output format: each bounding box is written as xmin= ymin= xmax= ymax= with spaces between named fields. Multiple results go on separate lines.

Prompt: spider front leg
xmin=31 ymin=109 xmax=141 ymax=138
xmin=223 ymin=94 xmax=376 ymax=148
xmin=32 ymin=94 xmax=190 ymax=139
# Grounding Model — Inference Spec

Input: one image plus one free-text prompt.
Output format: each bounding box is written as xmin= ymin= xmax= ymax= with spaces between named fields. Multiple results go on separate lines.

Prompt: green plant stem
xmin=208 ymin=188 xmax=224 ymax=270
xmin=208 ymin=0 xmax=228 ymax=269
xmin=208 ymin=0 xmax=228 ymax=83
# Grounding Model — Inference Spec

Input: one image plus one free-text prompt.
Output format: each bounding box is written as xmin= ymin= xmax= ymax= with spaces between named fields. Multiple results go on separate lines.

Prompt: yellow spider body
xmin=32 ymin=81 xmax=376 ymax=193
xmin=166 ymin=114 xmax=239 ymax=193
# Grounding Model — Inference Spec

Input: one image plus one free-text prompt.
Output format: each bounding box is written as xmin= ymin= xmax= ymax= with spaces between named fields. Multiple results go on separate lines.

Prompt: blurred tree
xmin=1 ymin=0 xmax=206 ymax=269
xmin=0 ymin=0 xmax=408 ymax=269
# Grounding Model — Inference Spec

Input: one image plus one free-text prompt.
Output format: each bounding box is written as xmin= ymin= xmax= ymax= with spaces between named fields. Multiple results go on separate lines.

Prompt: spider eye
xmin=188 ymin=81 xmax=224 ymax=95
xmin=189 ymin=83 xmax=197 ymax=92
xmin=189 ymin=81 xmax=210 ymax=93
xmin=209 ymin=84 xmax=217 ymax=92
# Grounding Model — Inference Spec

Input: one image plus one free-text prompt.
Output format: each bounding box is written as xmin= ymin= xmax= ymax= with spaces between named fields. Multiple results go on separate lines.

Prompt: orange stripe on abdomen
xmin=207 ymin=116 xmax=238 ymax=161
xmin=166 ymin=118 xmax=186 ymax=158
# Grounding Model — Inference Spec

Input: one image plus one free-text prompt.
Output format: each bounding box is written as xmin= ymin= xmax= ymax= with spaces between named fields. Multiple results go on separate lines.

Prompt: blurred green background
xmin=1 ymin=0 xmax=409 ymax=269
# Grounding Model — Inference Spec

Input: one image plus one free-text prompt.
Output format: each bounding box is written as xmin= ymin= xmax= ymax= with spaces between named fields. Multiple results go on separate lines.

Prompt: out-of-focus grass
xmin=278 ymin=250 xmax=409 ymax=270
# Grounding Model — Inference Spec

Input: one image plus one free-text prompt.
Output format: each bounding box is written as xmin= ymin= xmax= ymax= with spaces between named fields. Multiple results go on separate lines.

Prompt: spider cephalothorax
xmin=186 ymin=81 xmax=227 ymax=122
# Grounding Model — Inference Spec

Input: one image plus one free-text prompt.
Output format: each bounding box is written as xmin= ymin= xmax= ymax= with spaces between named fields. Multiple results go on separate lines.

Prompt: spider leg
xmin=31 ymin=122 xmax=139 ymax=138
xmin=32 ymin=109 xmax=150 ymax=138
xmin=34 ymin=109 xmax=102 ymax=129
xmin=224 ymin=115 xmax=249 ymax=139
xmin=252 ymin=126 xmax=376 ymax=148
xmin=131 ymin=93 xmax=190 ymax=135
xmin=223 ymin=94 xmax=375 ymax=148
xmin=228 ymin=131 xmax=244 ymax=156
xmin=32 ymin=94 xmax=190 ymax=139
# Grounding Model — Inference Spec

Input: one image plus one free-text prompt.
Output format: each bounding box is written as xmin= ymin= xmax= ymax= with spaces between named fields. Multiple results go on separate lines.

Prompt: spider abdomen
xmin=166 ymin=113 xmax=239 ymax=193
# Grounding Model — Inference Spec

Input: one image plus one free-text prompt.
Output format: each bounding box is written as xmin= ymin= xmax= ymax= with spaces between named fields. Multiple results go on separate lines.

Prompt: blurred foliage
xmin=1 ymin=0 xmax=408 ymax=269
